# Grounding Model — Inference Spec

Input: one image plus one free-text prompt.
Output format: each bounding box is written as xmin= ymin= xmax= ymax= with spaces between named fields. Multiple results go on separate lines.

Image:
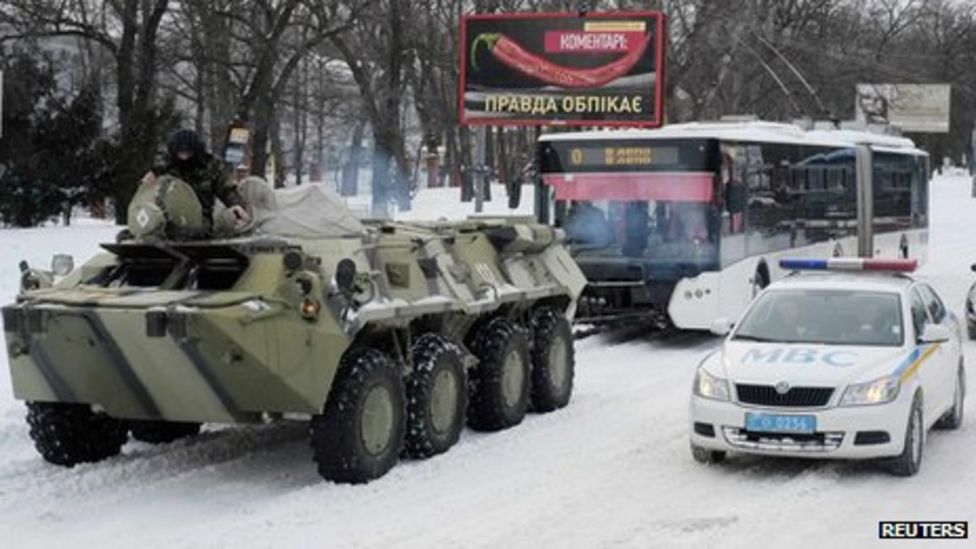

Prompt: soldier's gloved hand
xmin=229 ymin=205 xmax=251 ymax=226
xmin=141 ymin=171 xmax=156 ymax=186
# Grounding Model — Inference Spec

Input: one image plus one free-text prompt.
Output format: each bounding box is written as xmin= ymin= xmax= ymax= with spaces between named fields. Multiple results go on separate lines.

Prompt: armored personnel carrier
xmin=4 ymin=176 xmax=586 ymax=483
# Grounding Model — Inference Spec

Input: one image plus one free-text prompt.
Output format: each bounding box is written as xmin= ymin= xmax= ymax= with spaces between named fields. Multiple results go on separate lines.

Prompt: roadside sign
xmin=855 ymin=84 xmax=951 ymax=133
xmin=459 ymin=12 xmax=666 ymax=127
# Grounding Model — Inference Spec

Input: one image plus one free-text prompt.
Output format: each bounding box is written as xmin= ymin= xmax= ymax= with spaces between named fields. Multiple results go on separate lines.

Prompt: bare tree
xmin=330 ymin=0 xmax=414 ymax=217
xmin=2 ymin=0 xmax=174 ymax=222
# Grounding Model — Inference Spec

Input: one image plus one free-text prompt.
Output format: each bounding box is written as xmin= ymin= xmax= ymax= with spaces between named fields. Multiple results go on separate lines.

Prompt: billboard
xmin=459 ymin=12 xmax=666 ymax=127
xmin=855 ymin=84 xmax=951 ymax=133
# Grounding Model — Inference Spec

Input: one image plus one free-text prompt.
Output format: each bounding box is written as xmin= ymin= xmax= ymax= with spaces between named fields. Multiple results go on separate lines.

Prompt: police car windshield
xmin=733 ymin=289 xmax=904 ymax=346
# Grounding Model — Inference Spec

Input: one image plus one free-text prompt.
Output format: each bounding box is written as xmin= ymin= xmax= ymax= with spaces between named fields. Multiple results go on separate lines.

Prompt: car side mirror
xmin=919 ymin=323 xmax=951 ymax=344
xmin=710 ymin=317 xmax=734 ymax=337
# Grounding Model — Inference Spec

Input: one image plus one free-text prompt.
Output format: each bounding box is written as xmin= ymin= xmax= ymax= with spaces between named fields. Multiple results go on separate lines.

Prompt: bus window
xmin=873 ymin=152 xmax=915 ymax=230
xmin=564 ymin=201 xmax=612 ymax=247
xmin=745 ymin=163 xmax=795 ymax=255
xmin=912 ymin=155 xmax=929 ymax=225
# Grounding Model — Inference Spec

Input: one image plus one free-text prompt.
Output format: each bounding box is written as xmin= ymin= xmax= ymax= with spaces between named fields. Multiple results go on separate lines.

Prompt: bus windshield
xmin=539 ymin=138 xmax=720 ymax=265
xmin=563 ymin=199 xmax=715 ymax=260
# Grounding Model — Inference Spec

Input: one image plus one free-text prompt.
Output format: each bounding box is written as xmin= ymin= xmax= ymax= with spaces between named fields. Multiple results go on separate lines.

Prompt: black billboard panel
xmin=460 ymin=12 xmax=666 ymax=127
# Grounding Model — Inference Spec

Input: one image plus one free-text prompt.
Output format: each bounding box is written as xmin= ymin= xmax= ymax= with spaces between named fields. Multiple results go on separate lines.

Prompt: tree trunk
xmin=371 ymin=138 xmax=392 ymax=219
xmin=498 ymin=126 xmax=511 ymax=202
xmin=342 ymin=119 xmax=366 ymax=196
xmin=459 ymin=125 xmax=473 ymax=202
xmin=444 ymin=125 xmax=458 ymax=188
xmin=292 ymin=64 xmax=306 ymax=186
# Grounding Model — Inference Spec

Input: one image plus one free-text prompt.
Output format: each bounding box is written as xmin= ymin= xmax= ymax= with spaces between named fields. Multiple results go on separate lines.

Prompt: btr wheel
xmin=887 ymin=393 xmax=924 ymax=477
xmin=129 ymin=420 xmax=201 ymax=444
xmin=468 ymin=317 xmax=531 ymax=432
xmin=26 ymin=402 xmax=127 ymax=466
xmin=691 ymin=443 xmax=726 ymax=465
xmin=935 ymin=363 xmax=965 ymax=430
xmin=529 ymin=307 xmax=575 ymax=413
xmin=310 ymin=347 xmax=406 ymax=484
xmin=403 ymin=334 xmax=467 ymax=459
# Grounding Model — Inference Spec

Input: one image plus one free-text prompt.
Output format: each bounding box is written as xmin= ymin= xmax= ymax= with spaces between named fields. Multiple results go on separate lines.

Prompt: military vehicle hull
xmin=5 ymin=179 xmax=586 ymax=483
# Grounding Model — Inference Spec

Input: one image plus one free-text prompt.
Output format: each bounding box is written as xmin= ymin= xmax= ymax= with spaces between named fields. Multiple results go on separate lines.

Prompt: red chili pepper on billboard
xmin=471 ymin=32 xmax=650 ymax=89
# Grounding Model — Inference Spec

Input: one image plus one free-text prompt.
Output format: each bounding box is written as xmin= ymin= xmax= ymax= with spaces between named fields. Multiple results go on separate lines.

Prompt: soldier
xmin=142 ymin=129 xmax=250 ymax=228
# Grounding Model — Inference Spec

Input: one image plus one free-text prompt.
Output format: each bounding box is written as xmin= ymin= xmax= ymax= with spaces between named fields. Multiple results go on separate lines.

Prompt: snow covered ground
xmin=0 ymin=177 xmax=973 ymax=548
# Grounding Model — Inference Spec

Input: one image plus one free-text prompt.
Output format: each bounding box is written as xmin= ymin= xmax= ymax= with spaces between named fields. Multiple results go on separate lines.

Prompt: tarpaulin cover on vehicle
xmin=233 ymin=177 xmax=365 ymax=238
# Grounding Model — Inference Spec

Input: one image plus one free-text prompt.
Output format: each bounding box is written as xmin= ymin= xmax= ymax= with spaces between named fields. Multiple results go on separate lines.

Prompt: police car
xmin=690 ymin=258 xmax=965 ymax=476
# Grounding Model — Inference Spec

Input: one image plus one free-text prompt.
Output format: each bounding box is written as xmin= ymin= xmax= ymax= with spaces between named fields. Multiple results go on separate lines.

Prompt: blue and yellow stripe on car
xmin=893 ymin=344 xmax=941 ymax=383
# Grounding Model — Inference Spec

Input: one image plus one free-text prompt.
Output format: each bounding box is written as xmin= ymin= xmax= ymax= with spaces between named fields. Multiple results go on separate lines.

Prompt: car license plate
xmin=745 ymin=412 xmax=816 ymax=434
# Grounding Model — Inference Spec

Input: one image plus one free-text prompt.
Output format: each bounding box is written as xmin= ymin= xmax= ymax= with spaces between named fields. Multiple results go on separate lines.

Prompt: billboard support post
xmin=474 ymin=125 xmax=486 ymax=213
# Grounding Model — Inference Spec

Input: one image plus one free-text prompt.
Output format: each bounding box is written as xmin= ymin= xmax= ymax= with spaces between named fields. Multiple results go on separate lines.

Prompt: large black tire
xmin=935 ymin=363 xmax=965 ymax=430
xmin=887 ymin=393 xmax=924 ymax=477
xmin=530 ymin=307 xmax=575 ymax=413
xmin=129 ymin=420 xmax=202 ymax=444
xmin=310 ymin=347 xmax=406 ymax=484
xmin=403 ymin=334 xmax=467 ymax=459
xmin=26 ymin=402 xmax=127 ymax=466
xmin=468 ymin=317 xmax=531 ymax=432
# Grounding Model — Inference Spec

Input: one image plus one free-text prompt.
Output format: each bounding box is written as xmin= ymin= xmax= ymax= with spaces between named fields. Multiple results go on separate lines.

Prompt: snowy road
xmin=0 ymin=178 xmax=974 ymax=548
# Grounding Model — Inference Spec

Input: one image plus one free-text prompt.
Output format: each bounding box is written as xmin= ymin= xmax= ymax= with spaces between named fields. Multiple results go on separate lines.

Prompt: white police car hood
xmin=713 ymin=341 xmax=909 ymax=386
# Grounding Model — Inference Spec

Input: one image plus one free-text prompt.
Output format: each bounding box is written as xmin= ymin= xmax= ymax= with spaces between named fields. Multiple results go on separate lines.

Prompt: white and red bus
xmin=536 ymin=121 xmax=930 ymax=329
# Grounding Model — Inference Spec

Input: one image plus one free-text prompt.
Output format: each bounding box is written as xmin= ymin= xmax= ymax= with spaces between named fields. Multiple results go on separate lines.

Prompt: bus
xmin=536 ymin=121 xmax=930 ymax=330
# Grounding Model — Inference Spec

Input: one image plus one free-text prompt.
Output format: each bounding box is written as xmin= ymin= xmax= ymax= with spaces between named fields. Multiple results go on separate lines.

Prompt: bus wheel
xmin=751 ymin=264 xmax=770 ymax=297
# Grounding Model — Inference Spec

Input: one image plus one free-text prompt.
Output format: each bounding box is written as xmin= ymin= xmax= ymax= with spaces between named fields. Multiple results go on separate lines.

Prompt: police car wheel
xmin=935 ymin=364 xmax=965 ymax=430
xmin=691 ymin=443 xmax=726 ymax=465
xmin=887 ymin=393 xmax=923 ymax=477
xmin=26 ymin=402 xmax=127 ymax=467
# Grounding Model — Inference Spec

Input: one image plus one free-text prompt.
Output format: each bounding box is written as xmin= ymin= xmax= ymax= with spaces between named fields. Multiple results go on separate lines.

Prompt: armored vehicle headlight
xmin=301 ymin=297 xmax=321 ymax=320
xmin=839 ymin=375 xmax=900 ymax=406
xmin=693 ymin=368 xmax=731 ymax=401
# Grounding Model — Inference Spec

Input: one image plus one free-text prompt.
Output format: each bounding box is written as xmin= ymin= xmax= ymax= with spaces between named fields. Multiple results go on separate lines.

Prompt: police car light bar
xmin=779 ymin=258 xmax=917 ymax=272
